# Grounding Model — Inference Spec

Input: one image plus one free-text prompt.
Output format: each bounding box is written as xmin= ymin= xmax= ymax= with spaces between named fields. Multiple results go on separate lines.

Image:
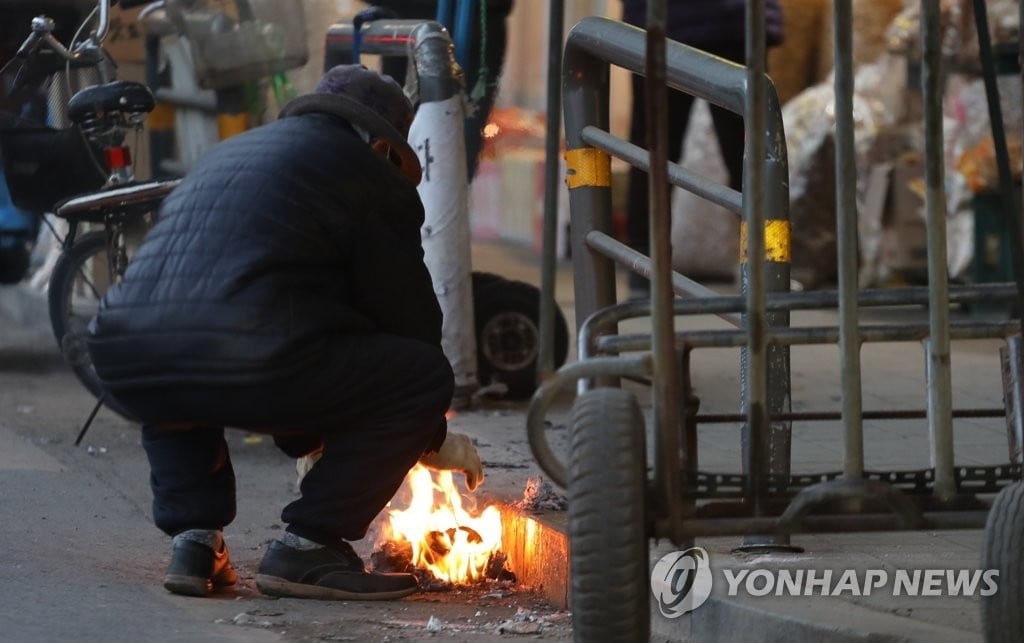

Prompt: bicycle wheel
xmin=48 ymin=230 xmax=138 ymax=422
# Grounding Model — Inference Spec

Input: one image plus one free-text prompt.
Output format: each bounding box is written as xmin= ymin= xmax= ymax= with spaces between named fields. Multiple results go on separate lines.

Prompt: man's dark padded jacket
xmin=88 ymin=111 xmax=442 ymax=390
xmin=621 ymin=0 xmax=784 ymax=49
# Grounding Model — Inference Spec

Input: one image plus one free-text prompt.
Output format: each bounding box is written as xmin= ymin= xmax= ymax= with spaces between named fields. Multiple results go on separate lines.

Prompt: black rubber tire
xmin=48 ymin=231 xmax=138 ymax=422
xmin=471 ymin=270 xmax=505 ymax=295
xmin=568 ymin=388 xmax=649 ymax=642
xmin=472 ymin=276 xmax=569 ymax=399
xmin=982 ymin=481 xmax=1024 ymax=642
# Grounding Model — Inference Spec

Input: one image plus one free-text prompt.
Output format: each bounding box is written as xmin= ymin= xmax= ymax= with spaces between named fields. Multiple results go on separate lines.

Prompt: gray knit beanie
xmin=314 ymin=64 xmax=414 ymax=139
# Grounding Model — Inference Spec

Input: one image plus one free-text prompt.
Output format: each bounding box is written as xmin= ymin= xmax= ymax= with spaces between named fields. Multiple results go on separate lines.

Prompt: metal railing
xmin=530 ymin=14 xmax=792 ymax=544
xmin=528 ymin=2 xmax=1022 ymax=546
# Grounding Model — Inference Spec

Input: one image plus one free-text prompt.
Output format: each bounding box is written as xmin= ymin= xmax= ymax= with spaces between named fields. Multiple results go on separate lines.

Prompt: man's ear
xmin=370 ymin=137 xmax=420 ymax=185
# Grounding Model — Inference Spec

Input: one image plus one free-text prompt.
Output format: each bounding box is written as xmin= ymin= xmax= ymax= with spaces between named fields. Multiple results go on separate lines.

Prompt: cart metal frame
xmin=528 ymin=0 xmax=1023 ymax=571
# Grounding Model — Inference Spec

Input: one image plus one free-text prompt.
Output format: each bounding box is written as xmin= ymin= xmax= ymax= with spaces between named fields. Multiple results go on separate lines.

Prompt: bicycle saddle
xmin=68 ymin=81 xmax=155 ymax=124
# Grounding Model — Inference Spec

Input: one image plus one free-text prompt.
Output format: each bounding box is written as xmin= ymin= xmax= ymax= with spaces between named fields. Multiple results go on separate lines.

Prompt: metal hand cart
xmin=527 ymin=1 xmax=1024 ymax=640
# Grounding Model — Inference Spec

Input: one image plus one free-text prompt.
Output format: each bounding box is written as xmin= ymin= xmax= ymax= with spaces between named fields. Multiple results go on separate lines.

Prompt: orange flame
xmin=381 ymin=464 xmax=502 ymax=584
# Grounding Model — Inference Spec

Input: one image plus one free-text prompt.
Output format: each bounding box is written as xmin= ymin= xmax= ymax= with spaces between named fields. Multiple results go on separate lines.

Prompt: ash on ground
xmin=515 ymin=476 xmax=567 ymax=512
xmin=370 ymin=539 xmax=516 ymax=592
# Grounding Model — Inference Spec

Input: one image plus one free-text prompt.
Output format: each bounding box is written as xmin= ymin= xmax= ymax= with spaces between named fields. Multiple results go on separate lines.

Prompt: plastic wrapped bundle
xmin=886 ymin=0 xmax=1020 ymax=70
xmin=949 ymin=73 xmax=1023 ymax=193
xmin=782 ymin=55 xmax=908 ymax=288
xmin=670 ymin=100 xmax=740 ymax=282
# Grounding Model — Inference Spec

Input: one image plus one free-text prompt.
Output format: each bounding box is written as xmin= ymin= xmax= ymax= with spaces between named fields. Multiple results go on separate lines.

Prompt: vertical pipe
xmin=971 ymin=0 xmax=1024 ymax=313
xmin=833 ymin=0 xmax=864 ymax=478
xmin=538 ymin=0 xmax=565 ymax=381
xmin=645 ymin=0 xmax=684 ymax=539
xmin=681 ymin=346 xmax=699 ymax=530
xmin=436 ymin=0 xmax=455 ymax=30
xmin=743 ymin=0 xmax=769 ymax=516
xmin=921 ymin=0 xmax=956 ymax=501
xmin=454 ymin=0 xmax=474 ymax=70
xmin=1000 ymin=336 xmax=1024 ymax=464
xmin=760 ymin=48 xmax=793 ymax=551
xmin=409 ymin=21 xmax=479 ymax=406
xmin=562 ymin=38 xmax=616 ymax=375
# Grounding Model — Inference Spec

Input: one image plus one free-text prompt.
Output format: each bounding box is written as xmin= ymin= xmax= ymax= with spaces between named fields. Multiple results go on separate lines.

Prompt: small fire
xmin=381 ymin=464 xmax=503 ymax=584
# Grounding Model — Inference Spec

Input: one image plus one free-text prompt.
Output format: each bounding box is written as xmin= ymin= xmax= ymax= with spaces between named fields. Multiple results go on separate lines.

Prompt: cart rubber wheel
xmin=48 ymin=231 xmax=138 ymax=422
xmin=568 ymin=387 xmax=649 ymax=642
xmin=472 ymin=275 xmax=569 ymax=400
xmin=981 ymin=481 xmax=1024 ymax=642
xmin=471 ymin=270 xmax=505 ymax=294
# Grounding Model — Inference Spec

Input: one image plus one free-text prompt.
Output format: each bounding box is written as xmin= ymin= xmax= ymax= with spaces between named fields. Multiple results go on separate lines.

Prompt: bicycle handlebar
xmin=14 ymin=1 xmax=114 ymax=67
xmin=95 ymin=0 xmax=112 ymax=43
xmin=15 ymin=32 xmax=43 ymax=59
xmin=15 ymin=17 xmax=54 ymax=58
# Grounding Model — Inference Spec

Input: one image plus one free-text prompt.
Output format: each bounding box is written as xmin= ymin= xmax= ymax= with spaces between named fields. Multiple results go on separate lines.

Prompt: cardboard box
xmin=103 ymin=5 xmax=145 ymax=65
xmin=498 ymin=148 xmax=544 ymax=247
xmin=468 ymin=159 xmax=503 ymax=241
xmin=881 ymin=155 xmax=929 ymax=277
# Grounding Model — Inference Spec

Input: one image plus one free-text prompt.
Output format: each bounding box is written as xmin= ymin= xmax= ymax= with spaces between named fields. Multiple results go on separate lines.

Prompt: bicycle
xmin=1 ymin=0 xmax=180 ymax=423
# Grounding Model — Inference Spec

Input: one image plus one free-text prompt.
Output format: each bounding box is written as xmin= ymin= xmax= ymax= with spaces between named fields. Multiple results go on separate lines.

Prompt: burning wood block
xmin=371 ymin=465 xmax=514 ymax=588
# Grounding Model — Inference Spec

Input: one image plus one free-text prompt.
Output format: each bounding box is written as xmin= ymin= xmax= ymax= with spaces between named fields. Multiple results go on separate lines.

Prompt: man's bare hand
xmin=419 ymin=432 xmax=484 ymax=491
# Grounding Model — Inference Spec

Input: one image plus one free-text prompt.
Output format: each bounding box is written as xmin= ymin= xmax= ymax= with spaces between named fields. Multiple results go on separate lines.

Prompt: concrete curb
xmin=498 ymin=505 xmax=569 ymax=609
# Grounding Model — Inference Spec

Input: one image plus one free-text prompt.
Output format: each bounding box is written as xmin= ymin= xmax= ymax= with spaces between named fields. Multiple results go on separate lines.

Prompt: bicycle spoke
xmin=41 ymin=216 xmax=66 ymax=246
xmin=75 ymin=267 xmax=102 ymax=302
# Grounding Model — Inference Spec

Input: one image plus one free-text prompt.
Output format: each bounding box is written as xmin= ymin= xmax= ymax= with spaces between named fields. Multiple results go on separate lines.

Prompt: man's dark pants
xmin=110 ymin=334 xmax=454 ymax=546
xmin=625 ymin=43 xmax=747 ymax=288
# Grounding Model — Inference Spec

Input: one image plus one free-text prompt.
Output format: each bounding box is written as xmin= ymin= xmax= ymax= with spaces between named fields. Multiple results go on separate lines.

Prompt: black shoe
xmin=163 ymin=537 xmax=238 ymax=597
xmin=255 ymin=539 xmax=418 ymax=601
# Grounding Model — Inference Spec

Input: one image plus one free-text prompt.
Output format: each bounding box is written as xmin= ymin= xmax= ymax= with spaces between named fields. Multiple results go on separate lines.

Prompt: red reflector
xmin=104 ymin=146 xmax=132 ymax=169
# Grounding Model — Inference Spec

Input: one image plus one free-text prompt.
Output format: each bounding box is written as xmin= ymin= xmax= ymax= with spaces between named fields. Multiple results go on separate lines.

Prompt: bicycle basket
xmin=0 ymin=123 xmax=106 ymax=214
xmin=164 ymin=0 xmax=309 ymax=90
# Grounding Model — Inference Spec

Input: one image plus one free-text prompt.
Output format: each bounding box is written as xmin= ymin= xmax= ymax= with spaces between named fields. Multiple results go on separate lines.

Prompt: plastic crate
xmin=165 ymin=0 xmax=309 ymax=90
xmin=971 ymin=187 xmax=1021 ymax=318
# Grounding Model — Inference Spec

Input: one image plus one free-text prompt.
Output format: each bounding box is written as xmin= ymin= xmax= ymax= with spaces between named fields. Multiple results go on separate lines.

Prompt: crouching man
xmin=87 ymin=65 xmax=483 ymax=600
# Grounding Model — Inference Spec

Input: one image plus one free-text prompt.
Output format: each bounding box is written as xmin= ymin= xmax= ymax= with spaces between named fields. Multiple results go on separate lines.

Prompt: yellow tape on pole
xmin=739 ymin=220 xmax=791 ymax=263
xmin=147 ymin=103 xmax=175 ymax=131
xmin=217 ymin=113 xmax=248 ymax=140
xmin=564 ymin=148 xmax=611 ymax=189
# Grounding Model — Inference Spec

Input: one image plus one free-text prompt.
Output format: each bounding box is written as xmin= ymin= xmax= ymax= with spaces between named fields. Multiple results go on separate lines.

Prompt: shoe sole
xmin=254 ymin=574 xmax=418 ymax=601
xmin=164 ymin=569 xmax=238 ymax=597
xmin=164 ymin=574 xmax=212 ymax=597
